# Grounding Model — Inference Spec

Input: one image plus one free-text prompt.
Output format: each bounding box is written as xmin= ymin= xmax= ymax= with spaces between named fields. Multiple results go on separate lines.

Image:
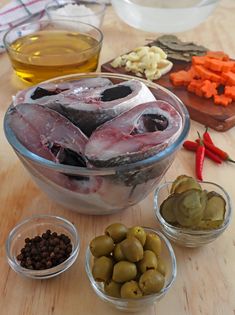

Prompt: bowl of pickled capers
xmin=85 ymin=224 xmax=177 ymax=312
xmin=154 ymin=175 xmax=232 ymax=247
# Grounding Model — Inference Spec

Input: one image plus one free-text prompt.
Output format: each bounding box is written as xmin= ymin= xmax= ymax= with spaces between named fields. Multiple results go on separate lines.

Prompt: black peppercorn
xmin=17 ymin=231 xmax=72 ymax=270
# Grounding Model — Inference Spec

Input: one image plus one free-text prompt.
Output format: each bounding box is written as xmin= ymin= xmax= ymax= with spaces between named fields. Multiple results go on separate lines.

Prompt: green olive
xmin=120 ymin=237 xmax=144 ymax=262
xmin=104 ymin=280 xmax=122 ymax=298
xmin=157 ymin=257 xmax=166 ymax=276
xmin=112 ymin=261 xmax=137 ymax=283
xmin=144 ymin=233 xmax=162 ymax=257
xmin=105 ymin=223 xmax=128 ymax=243
xmin=139 ymin=270 xmax=165 ymax=295
xmin=138 ymin=250 xmax=158 ymax=274
xmin=90 ymin=235 xmax=114 ymax=258
xmin=120 ymin=280 xmax=143 ymax=299
xmin=127 ymin=226 xmax=146 ymax=246
xmin=113 ymin=243 xmax=125 ymax=262
xmin=92 ymin=256 xmax=113 ymax=282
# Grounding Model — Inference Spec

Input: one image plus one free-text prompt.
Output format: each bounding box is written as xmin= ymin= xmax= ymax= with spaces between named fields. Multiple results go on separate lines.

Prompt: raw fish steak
xmin=85 ymin=101 xmax=182 ymax=167
xmin=52 ymin=79 xmax=156 ymax=136
xmin=14 ymin=77 xmax=113 ymax=105
xmin=6 ymin=103 xmax=100 ymax=193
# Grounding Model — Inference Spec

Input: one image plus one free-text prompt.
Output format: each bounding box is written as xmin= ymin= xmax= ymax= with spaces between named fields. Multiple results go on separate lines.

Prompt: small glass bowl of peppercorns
xmin=6 ymin=214 xmax=80 ymax=279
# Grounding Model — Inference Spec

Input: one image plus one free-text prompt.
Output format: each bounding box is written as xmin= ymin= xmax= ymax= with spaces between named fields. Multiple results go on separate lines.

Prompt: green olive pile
xmin=160 ymin=175 xmax=226 ymax=229
xmin=89 ymin=224 xmax=166 ymax=299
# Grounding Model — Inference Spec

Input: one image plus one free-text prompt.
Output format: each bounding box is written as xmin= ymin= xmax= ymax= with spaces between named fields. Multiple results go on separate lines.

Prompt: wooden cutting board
xmin=101 ymin=59 xmax=235 ymax=132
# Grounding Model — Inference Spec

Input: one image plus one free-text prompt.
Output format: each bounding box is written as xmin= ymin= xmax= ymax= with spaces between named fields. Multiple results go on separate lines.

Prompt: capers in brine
xmin=112 ymin=261 xmax=137 ymax=283
xmin=105 ymin=223 xmax=128 ymax=243
xmin=92 ymin=256 xmax=113 ymax=282
xmin=121 ymin=237 xmax=144 ymax=262
xmin=144 ymin=233 xmax=162 ymax=257
xmin=127 ymin=226 xmax=146 ymax=246
xmin=120 ymin=280 xmax=143 ymax=299
xmin=138 ymin=250 xmax=158 ymax=274
xmin=104 ymin=280 xmax=122 ymax=298
xmin=90 ymin=235 xmax=114 ymax=258
xmin=139 ymin=270 xmax=165 ymax=295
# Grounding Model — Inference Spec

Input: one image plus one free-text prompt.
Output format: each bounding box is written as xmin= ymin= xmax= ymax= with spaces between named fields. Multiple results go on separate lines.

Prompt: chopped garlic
xmin=111 ymin=46 xmax=173 ymax=81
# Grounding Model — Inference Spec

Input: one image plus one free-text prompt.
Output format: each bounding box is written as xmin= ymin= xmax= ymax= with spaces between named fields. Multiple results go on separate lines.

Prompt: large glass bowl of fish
xmin=4 ymin=73 xmax=190 ymax=215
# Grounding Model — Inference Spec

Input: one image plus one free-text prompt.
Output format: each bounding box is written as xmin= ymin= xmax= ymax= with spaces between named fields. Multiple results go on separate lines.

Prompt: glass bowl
xmin=111 ymin=0 xmax=219 ymax=33
xmin=3 ymin=19 xmax=103 ymax=85
xmin=6 ymin=215 xmax=80 ymax=279
xmin=46 ymin=0 xmax=106 ymax=28
xmin=85 ymin=227 xmax=177 ymax=312
xmin=4 ymin=72 xmax=190 ymax=215
xmin=154 ymin=181 xmax=232 ymax=247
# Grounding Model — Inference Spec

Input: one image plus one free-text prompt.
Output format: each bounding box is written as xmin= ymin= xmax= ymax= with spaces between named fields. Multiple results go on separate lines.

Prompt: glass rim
xmin=4 ymin=72 xmax=190 ymax=176
xmin=154 ymin=181 xmax=232 ymax=235
xmin=46 ymin=0 xmax=107 ymax=17
xmin=5 ymin=214 xmax=80 ymax=278
xmin=3 ymin=19 xmax=103 ymax=57
xmin=85 ymin=227 xmax=177 ymax=302
xmin=118 ymin=0 xmax=219 ymax=9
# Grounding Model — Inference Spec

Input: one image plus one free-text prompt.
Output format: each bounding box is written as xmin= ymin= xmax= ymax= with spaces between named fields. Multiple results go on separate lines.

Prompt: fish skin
xmin=55 ymin=80 xmax=156 ymax=136
xmin=6 ymin=103 xmax=101 ymax=194
xmin=13 ymin=77 xmax=113 ymax=106
xmin=85 ymin=101 xmax=182 ymax=167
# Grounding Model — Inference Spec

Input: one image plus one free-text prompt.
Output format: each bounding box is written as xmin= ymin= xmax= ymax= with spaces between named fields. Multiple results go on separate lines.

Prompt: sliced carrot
xmin=194 ymin=65 xmax=222 ymax=83
xmin=222 ymin=71 xmax=235 ymax=85
xmin=192 ymin=56 xmax=207 ymax=66
xmin=170 ymin=70 xmax=193 ymax=87
xmin=214 ymin=94 xmax=232 ymax=106
xmin=200 ymin=80 xmax=218 ymax=98
xmin=204 ymin=58 xmax=234 ymax=72
xmin=187 ymin=79 xmax=204 ymax=97
xmin=206 ymin=51 xmax=229 ymax=61
xmin=224 ymin=86 xmax=235 ymax=100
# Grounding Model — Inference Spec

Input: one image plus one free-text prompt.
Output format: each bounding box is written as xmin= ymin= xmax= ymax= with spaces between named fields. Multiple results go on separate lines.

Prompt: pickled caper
xmin=113 ymin=243 xmax=125 ymax=261
xmin=127 ymin=226 xmax=146 ymax=246
xmin=90 ymin=235 xmax=114 ymax=258
xmin=157 ymin=257 xmax=166 ymax=276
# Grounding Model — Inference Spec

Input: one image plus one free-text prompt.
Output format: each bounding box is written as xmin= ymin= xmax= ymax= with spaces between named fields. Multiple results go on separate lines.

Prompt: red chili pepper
xmin=196 ymin=139 xmax=235 ymax=163
xmin=183 ymin=141 xmax=222 ymax=164
xmin=196 ymin=132 xmax=205 ymax=181
xmin=203 ymin=127 xmax=214 ymax=145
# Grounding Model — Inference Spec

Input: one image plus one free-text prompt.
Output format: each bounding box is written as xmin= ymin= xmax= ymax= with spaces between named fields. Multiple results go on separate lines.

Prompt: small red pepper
xmin=196 ymin=132 xmax=205 ymax=181
xmin=183 ymin=140 xmax=222 ymax=164
xmin=203 ymin=127 xmax=214 ymax=145
xmin=196 ymin=139 xmax=235 ymax=163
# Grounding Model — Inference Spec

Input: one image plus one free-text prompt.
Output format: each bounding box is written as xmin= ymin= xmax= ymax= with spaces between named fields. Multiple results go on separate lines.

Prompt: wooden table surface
xmin=0 ymin=1 xmax=235 ymax=315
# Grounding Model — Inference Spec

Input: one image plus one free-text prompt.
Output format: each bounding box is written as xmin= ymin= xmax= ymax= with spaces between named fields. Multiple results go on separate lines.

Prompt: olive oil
xmin=8 ymin=30 xmax=101 ymax=84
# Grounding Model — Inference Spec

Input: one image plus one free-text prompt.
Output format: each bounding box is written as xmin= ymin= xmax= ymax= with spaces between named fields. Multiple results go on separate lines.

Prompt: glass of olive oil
xmin=3 ymin=20 xmax=103 ymax=85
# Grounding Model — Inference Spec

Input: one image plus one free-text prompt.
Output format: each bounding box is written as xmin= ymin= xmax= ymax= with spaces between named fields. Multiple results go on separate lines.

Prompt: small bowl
xmin=85 ymin=227 xmax=177 ymax=312
xmin=46 ymin=0 xmax=106 ymax=28
xmin=6 ymin=214 xmax=80 ymax=279
xmin=111 ymin=0 xmax=219 ymax=33
xmin=3 ymin=19 xmax=103 ymax=85
xmin=154 ymin=181 xmax=232 ymax=247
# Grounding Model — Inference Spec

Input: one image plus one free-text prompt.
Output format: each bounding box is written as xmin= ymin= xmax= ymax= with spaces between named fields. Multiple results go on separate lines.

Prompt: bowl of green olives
xmin=85 ymin=223 xmax=177 ymax=312
xmin=154 ymin=175 xmax=232 ymax=247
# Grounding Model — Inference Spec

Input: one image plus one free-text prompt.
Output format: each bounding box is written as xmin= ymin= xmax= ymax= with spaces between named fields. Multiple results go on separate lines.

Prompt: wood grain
xmin=0 ymin=1 xmax=235 ymax=315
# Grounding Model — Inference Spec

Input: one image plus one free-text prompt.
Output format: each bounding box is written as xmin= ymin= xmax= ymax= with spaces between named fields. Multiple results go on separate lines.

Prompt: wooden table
xmin=0 ymin=2 xmax=235 ymax=315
